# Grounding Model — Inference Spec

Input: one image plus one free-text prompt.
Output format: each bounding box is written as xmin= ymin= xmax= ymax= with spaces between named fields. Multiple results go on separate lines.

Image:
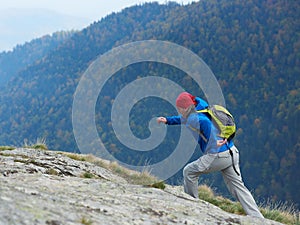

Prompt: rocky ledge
xmin=0 ymin=148 xmax=283 ymax=225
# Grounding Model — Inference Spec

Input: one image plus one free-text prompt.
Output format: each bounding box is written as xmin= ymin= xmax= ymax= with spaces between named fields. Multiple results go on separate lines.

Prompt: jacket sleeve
xmin=165 ymin=115 xmax=182 ymax=125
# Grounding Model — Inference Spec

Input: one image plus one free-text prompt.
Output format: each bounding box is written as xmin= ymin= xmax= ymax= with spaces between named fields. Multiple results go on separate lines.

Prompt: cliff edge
xmin=0 ymin=148 xmax=283 ymax=225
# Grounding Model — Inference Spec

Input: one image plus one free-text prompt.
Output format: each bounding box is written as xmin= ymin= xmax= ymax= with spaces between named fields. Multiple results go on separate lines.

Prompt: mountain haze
xmin=0 ymin=8 xmax=89 ymax=52
xmin=0 ymin=0 xmax=299 ymax=208
xmin=0 ymin=30 xmax=75 ymax=86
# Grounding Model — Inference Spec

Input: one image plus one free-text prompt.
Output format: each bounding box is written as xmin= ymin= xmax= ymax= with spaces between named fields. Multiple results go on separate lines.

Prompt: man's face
xmin=177 ymin=107 xmax=187 ymax=118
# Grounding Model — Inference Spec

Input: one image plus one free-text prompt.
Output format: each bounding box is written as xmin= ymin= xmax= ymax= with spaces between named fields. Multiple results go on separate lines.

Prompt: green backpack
xmin=197 ymin=105 xmax=236 ymax=141
xmin=196 ymin=105 xmax=239 ymax=175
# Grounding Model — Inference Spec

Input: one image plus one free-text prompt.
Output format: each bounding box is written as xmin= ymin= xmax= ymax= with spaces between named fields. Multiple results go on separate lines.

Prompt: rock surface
xmin=0 ymin=148 xmax=283 ymax=225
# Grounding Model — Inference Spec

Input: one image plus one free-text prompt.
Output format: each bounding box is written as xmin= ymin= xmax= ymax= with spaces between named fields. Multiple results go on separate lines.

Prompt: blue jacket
xmin=166 ymin=97 xmax=233 ymax=154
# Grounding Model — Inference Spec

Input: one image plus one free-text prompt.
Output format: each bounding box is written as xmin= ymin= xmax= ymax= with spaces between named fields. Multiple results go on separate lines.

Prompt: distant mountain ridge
xmin=0 ymin=30 xmax=75 ymax=86
xmin=0 ymin=8 xmax=90 ymax=52
xmin=0 ymin=0 xmax=299 ymax=207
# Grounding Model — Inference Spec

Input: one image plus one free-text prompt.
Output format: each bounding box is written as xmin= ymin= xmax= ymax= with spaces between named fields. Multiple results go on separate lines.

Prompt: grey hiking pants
xmin=183 ymin=146 xmax=264 ymax=218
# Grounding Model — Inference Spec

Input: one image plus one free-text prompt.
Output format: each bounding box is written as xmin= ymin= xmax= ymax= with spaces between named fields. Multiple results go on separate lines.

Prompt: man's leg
xmin=221 ymin=146 xmax=264 ymax=218
xmin=183 ymin=151 xmax=232 ymax=198
xmin=183 ymin=159 xmax=204 ymax=198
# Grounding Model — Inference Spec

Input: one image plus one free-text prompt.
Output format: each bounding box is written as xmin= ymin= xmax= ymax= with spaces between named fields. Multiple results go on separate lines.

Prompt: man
xmin=157 ymin=92 xmax=263 ymax=218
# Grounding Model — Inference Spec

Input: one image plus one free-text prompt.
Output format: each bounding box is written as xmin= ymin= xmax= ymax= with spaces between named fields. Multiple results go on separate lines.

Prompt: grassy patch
xmin=63 ymin=152 xmax=164 ymax=187
xmin=80 ymin=216 xmax=93 ymax=225
xmin=81 ymin=172 xmax=95 ymax=179
xmin=148 ymin=181 xmax=166 ymax=190
xmin=198 ymin=185 xmax=245 ymax=215
xmin=45 ymin=168 xmax=59 ymax=176
xmin=0 ymin=146 xmax=15 ymax=151
xmin=260 ymin=201 xmax=300 ymax=225
xmin=31 ymin=144 xmax=48 ymax=150
xmin=23 ymin=138 xmax=48 ymax=150
xmin=65 ymin=153 xmax=87 ymax=161
xmin=198 ymin=184 xmax=299 ymax=225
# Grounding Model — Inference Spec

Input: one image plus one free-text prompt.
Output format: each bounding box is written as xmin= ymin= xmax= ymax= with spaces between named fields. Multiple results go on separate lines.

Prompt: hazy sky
xmin=0 ymin=0 xmax=193 ymax=52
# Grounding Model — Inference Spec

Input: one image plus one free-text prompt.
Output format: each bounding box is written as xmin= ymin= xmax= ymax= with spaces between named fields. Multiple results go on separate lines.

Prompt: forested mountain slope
xmin=0 ymin=31 xmax=75 ymax=86
xmin=0 ymin=0 xmax=298 ymax=207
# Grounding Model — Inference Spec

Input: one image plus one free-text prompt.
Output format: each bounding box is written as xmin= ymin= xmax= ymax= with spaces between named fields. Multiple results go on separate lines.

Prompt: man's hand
xmin=217 ymin=139 xmax=227 ymax=147
xmin=157 ymin=117 xmax=167 ymax=124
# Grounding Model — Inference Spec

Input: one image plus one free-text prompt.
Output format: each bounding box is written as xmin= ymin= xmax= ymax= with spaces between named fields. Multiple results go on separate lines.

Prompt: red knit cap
xmin=176 ymin=92 xmax=196 ymax=109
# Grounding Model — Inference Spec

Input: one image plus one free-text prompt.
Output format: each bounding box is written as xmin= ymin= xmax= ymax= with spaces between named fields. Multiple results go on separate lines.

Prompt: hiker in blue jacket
xmin=157 ymin=92 xmax=263 ymax=218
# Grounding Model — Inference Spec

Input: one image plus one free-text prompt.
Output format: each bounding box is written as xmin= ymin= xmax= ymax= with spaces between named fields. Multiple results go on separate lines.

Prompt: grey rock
xmin=0 ymin=148 xmax=283 ymax=225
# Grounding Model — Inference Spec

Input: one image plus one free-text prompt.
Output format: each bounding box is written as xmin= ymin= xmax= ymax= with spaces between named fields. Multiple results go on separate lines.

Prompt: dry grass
xmin=62 ymin=152 xmax=162 ymax=187
xmin=198 ymin=185 xmax=245 ymax=215
xmin=260 ymin=200 xmax=300 ymax=225
xmin=0 ymin=146 xmax=15 ymax=150
xmin=198 ymin=184 xmax=299 ymax=225
xmin=23 ymin=137 xmax=48 ymax=150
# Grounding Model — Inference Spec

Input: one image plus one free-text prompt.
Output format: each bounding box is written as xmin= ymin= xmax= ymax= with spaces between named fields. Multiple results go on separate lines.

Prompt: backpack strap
xmin=188 ymin=125 xmax=208 ymax=143
xmin=226 ymin=143 xmax=240 ymax=176
xmin=189 ymin=109 xmax=210 ymax=142
xmin=197 ymin=108 xmax=209 ymax=115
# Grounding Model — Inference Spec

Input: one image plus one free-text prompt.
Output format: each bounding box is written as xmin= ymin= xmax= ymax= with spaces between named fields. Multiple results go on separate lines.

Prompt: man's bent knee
xmin=183 ymin=164 xmax=191 ymax=178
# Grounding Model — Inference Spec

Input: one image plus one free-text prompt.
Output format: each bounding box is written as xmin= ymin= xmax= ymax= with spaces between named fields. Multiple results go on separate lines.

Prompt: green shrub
xmin=81 ymin=172 xmax=95 ymax=179
xmin=150 ymin=181 xmax=166 ymax=190
xmin=80 ymin=216 xmax=93 ymax=225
